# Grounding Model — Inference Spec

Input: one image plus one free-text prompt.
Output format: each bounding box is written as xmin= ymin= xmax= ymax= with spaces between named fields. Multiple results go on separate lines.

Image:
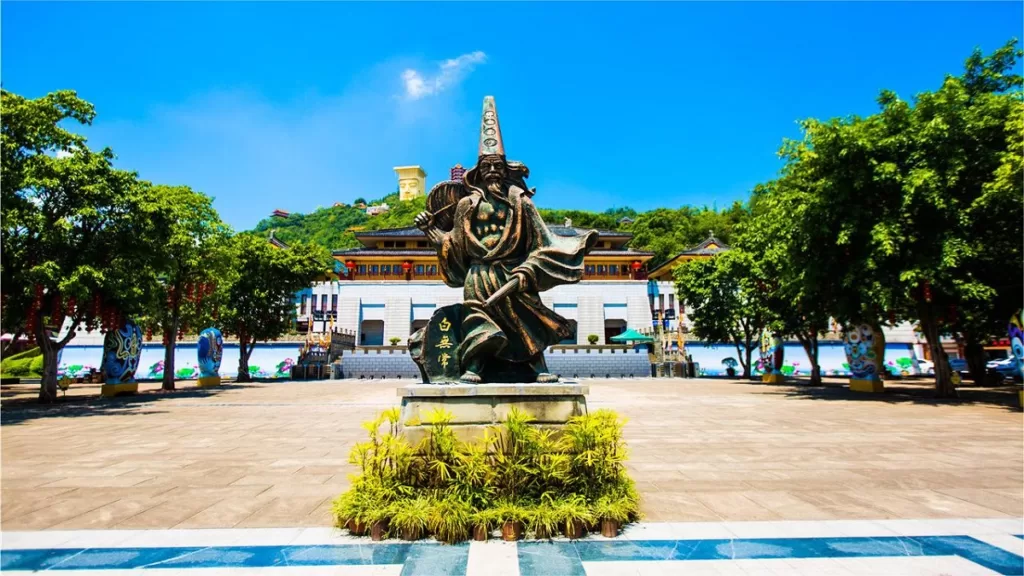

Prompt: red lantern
xmin=402 ymin=261 xmax=413 ymax=272
xmin=345 ymin=260 xmax=356 ymax=270
xmin=631 ymin=261 xmax=642 ymax=271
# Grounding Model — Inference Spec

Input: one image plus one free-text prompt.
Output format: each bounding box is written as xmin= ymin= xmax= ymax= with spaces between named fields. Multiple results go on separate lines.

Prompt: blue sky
xmin=3 ymin=2 xmax=1021 ymax=230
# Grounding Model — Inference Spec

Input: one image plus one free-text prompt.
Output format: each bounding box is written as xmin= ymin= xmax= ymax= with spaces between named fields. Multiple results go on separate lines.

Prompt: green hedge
xmin=0 ymin=347 xmax=42 ymax=378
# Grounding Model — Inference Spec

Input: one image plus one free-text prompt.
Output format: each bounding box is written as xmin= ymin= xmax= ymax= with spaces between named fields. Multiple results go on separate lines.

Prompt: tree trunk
xmin=35 ymin=311 xmax=78 ymax=404
xmin=796 ymin=332 xmax=823 ymax=386
xmin=237 ymin=337 xmax=252 ymax=383
xmin=918 ymin=303 xmax=955 ymax=397
xmin=742 ymin=340 xmax=753 ymax=379
xmin=961 ymin=335 xmax=986 ymax=385
xmin=161 ymin=315 xmax=179 ymax=391
xmin=38 ymin=339 xmax=60 ymax=403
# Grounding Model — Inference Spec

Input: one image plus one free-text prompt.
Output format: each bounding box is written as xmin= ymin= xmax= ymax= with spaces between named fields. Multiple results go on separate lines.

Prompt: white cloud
xmin=402 ymin=51 xmax=486 ymax=100
xmin=55 ymin=149 xmax=73 ymax=159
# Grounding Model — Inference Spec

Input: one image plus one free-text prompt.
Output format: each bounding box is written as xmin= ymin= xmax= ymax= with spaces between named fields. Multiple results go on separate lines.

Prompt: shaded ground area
xmin=1 ymin=378 xmax=1021 ymax=530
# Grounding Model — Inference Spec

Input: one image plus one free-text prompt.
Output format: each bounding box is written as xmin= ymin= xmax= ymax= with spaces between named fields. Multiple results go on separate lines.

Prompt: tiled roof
xmin=545 ymin=225 xmax=631 ymax=238
xmin=353 ymin=227 xmax=425 ymax=238
xmin=354 ymin=225 xmax=632 ymax=240
xmin=267 ymin=230 xmax=289 ymax=249
xmin=589 ymin=249 xmax=655 ymax=257
xmin=679 ymin=234 xmax=730 ymax=255
xmin=332 ymin=248 xmax=652 ymax=258
xmin=333 ymin=248 xmax=436 ymax=257
xmin=647 ymin=234 xmax=730 ymax=277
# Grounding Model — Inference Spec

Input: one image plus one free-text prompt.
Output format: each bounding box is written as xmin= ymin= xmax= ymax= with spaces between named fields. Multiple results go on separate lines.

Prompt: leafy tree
xmin=736 ymin=182 xmax=832 ymax=384
xmin=1 ymin=89 xmax=164 ymax=402
xmin=219 ymin=234 xmax=329 ymax=382
xmin=251 ymin=203 xmax=367 ymax=251
xmin=144 ymin=185 xmax=232 ymax=390
xmin=673 ymin=250 xmax=771 ymax=378
xmin=629 ymin=204 xmax=747 ymax=265
xmin=781 ymin=39 xmax=1023 ymax=395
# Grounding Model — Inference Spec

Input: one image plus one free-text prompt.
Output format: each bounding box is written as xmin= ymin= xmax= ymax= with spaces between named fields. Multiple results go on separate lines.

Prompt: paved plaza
xmin=1 ymin=378 xmax=1022 ymax=574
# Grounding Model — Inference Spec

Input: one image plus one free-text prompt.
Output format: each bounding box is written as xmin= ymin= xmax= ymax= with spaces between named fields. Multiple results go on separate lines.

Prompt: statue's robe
xmin=439 ymin=186 xmax=597 ymax=370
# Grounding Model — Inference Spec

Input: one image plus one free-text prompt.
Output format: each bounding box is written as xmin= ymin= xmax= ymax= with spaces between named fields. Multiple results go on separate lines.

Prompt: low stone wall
xmin=545 ymin=348 xmax=650 ymax=379
xmin=340 ymin=348 xmax=650 ymax=380
xmin=339 ymin=349 xmax=421 ymax=379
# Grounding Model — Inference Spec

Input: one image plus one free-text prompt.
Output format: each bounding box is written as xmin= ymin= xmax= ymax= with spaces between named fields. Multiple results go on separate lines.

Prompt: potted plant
xmin=389 ymin=337 xmax=402 ymax=346
xmin=469 ymin=509 xmax=494 ymax=541
xmin=587 ymin=334 xmax=600 ymax=345
xmin=527 ymin=502 xmax=558 ymax=540
xmin=390 ymin=498 xmax=430 ymax=541
xmin=551 ymin=495 xmax=593 ymax=540
xmin=428 ymin=498 xmax=471 ymax=544
xmin=722 ymin=357 xmax=738 ymax=378
xmin=592 ymin=496 xmax=635 ymax=538
xmin=369 ymin=511 xmax=390 ymax=541
xmin=494 ymin=501 xmax=528 ymax=541
xmin=331 ymin=485 xmax=383 ymax=536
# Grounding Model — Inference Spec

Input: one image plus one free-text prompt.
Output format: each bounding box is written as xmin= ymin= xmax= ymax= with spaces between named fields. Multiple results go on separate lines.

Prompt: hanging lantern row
xmin=631 ymin=260 xmax=643 ymax=271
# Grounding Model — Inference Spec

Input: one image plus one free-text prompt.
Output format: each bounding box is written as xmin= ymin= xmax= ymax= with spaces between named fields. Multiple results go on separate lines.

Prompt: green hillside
xmin=250 ymin=193 xmax=746 ymax=266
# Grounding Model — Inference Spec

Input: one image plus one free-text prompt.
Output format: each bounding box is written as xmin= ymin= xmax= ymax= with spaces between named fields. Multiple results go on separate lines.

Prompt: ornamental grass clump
xmin=331 ymin=406 xmax=641 ymax=543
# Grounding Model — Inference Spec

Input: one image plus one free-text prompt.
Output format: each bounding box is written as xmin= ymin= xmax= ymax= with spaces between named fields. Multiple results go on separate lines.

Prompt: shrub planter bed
xmin=332 ymin=407 xmax=641 ymax=544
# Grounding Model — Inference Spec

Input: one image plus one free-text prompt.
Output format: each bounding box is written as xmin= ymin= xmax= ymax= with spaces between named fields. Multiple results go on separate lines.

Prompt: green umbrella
xmin=609 ymin=328 xmax=655 ymax=343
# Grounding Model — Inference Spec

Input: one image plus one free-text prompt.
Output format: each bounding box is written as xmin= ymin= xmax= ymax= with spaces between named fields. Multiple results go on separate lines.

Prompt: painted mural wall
xmin=58 ymin=343 xmax=301 ymax=380
xmin=56 ymin=340 xmax=923 ymax=380
xmin=685 ymin=342 xmax=922 ymax=377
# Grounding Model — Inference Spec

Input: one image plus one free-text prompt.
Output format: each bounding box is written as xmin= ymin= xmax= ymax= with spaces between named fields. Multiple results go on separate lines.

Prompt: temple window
xmin=585 ymin=264 xmax=596 ymax=276
xmin=358 ymin=265 xmax=366 ymax=275
xmin=415 ymin=264 xmax=425 ymax=275
xmin=382 ymin=264 xmax=391 ymax=276
xmin=597 ymin=265 xmax=607 ymax=275
xmin=428 ymin=265 xmax=437 ymax=276
xmin=610 ymin=264 xmax=619 ymax=276
xmin=370 ymin=265 xmax=379 ymax=275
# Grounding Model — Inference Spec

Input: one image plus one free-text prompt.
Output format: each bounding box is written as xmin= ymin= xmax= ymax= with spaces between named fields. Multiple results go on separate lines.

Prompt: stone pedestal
xmin=101 ymin=382 xmax=138 ymax=397
xmin=398 ymin=383 xmax=588 ymax=445
xmin=197 ymin=376 xmax=221 ymax=388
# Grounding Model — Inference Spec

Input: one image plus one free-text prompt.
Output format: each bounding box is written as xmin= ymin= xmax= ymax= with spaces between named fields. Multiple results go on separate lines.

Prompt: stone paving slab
xmin=1 ymin=378 xmax=1021 ymax=530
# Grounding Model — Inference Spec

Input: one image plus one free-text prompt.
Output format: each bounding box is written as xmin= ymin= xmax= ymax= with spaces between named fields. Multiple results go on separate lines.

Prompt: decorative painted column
xmin=760 ymin=330 xmax=785 ymax=384
xmin=1008 ymin=311 xmax=1023 ymax=407
xmin=197 ymin=327 xmax=224 ymax=388
xmin=843 ymin=323 xmax=886 ymax=393
xmin=101 ymin=320 xmax=143 ymax=397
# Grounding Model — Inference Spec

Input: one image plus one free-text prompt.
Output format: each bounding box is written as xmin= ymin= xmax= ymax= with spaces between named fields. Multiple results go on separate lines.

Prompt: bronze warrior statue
xmin=411 ymin=96 xmax=597 ymax=384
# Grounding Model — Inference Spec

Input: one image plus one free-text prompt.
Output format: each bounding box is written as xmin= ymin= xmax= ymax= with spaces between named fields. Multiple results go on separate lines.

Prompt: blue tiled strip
xmin=2 ymin=535 xmax=1020 ymax=575
xmin=0 ymin=542 xmax=468 ymax=575
xmin=519 ymin=536 xmax=1024 ymax=576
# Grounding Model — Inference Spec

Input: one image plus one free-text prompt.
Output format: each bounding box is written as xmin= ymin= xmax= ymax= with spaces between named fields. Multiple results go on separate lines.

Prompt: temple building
xmin=645 ymin=233 xmax=730 ymax=281
xmin=294 ymin=224 xmax=692 ymax=346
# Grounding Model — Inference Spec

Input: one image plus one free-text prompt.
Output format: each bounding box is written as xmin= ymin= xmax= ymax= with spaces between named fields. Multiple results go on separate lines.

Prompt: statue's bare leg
xmin=460 ymin=358 xmax=484 ymax=383
xmin=531 ymin=356 xmax=558 ymax=383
